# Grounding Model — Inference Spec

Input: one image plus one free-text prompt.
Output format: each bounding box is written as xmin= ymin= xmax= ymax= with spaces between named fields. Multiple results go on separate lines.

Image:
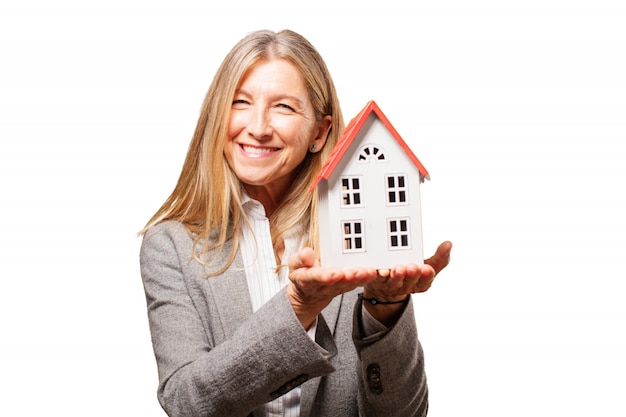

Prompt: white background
xmin=1 ymin=1 xmax=625 ymax=415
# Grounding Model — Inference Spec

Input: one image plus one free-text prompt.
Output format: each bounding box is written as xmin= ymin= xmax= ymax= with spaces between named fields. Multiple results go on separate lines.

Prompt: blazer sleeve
xmin=140 ymin=223 xmax=337 ymax=417
xmin=352 ymin=298 xmax=429 ymax=417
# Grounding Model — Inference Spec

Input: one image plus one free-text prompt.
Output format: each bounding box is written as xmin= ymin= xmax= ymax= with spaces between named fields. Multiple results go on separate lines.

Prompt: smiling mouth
xmin=241 ymin=144 xmax=279 ymax=157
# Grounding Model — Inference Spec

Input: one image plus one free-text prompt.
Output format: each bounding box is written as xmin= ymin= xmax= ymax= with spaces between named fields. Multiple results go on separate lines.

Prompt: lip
xmin=239 ymin=143 xmax=280 ymax=158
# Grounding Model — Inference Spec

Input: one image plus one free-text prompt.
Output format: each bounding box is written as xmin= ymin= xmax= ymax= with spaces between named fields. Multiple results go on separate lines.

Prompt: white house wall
xmin=318 ymin=114 xmax=425 ymax=269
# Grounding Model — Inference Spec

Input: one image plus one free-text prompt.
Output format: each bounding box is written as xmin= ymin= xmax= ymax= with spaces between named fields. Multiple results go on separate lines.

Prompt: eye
xmin=276 ymin=103 xmax=295 ymax=112
xmin=232 ymin=99 xmax=248 ymax=105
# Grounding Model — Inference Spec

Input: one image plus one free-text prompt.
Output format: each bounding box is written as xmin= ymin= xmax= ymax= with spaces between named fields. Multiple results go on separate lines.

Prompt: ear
xmin=310 ymin=115 xmax=332 ymax=153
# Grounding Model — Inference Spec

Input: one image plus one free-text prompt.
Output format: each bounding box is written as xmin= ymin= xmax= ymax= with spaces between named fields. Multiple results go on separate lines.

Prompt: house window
xmin=342 ymin=220 xmax=365 ymax=252
xmin=388 ymin=218 xmax=411 ymax=249
xmin=358 ymin=144 xmax=387 ymax=162
xmin=341 ymin=176 xmax=362 ymax=207
xmin=386 ymin=174 xmax=408 ymax=205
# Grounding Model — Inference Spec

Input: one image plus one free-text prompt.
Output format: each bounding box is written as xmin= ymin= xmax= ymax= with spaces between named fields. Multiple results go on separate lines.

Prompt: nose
xmin=247 ymin=106 xmax=273 ymax=140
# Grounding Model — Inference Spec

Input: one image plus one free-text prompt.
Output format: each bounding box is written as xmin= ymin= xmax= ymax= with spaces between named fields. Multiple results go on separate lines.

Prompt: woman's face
xmin=225 ymin=58 xmax=331 ymax=207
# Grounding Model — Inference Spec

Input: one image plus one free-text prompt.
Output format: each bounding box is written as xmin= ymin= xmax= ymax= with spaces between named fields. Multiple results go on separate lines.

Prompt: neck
xmin=244 ymin=185 xmax=285 ymax=218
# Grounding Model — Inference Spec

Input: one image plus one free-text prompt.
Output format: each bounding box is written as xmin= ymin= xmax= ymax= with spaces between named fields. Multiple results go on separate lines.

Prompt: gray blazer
xmin=140 ymin=221 xmax=428 ymax=417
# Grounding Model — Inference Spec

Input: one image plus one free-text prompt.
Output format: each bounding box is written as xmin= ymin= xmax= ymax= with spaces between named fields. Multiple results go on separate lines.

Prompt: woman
xmin=140 ymin=29 xmax=452 ymax=417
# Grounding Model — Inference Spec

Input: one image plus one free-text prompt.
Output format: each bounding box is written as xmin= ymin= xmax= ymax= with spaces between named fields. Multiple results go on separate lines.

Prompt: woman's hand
xmin=287 ymin=247 xmax=379 ymax=329
xmin=363 ymin=241 xmax=452 ymax=300
xmin=362 ymin=241 xmax=453 ymax=325
xmin=287 ymin=241 xmax=452 ymax=329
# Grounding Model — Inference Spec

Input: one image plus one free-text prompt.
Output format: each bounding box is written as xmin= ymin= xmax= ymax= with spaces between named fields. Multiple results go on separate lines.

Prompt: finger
xmin=390 ymin=263 xmax=424 ymax=279
xmin=394 ymin=263 xmax=426 ymax=291
xmin=389 ymin=264 xmax=406 ymax=279
xmin=377 ymin=268 xmax=390 ymax=278
xmin=344 ymin=267 xmax=378 ymax=281
xmin=414 ymin=272 xmax=436 ymax=292
xmin=288 ymin=247 xmax=318 ymax=271
xmin=424 ymin=241 xmax=452 ymax=275
xmin=375 ymin=265 xmax=405 ymax=291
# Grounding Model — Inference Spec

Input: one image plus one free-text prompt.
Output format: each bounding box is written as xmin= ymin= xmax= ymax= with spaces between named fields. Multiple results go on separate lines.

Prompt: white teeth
xmin=242 ymin=145 xmax=275 ymax=156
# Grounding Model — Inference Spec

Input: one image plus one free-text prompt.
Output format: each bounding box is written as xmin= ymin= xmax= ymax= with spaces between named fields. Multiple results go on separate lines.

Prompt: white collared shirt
xmin=240 ymin=196 xmax=311 ymax=417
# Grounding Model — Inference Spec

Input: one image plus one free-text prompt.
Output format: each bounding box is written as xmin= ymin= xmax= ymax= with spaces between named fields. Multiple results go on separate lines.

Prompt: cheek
xmin=224 ymin=116 xmax=239 ymax=164
xmin=227 ymin=112 xmax=244 ymax=140
xmin=278 ymin=119 xmax=316 ymax=147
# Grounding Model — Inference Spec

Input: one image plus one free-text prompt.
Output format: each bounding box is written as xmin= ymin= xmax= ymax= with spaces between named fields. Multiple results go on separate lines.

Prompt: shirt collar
xmin=241 ymin=193 xmax=267 ymax=220
xmin=241 ymin=192 xmax=307 ymax=240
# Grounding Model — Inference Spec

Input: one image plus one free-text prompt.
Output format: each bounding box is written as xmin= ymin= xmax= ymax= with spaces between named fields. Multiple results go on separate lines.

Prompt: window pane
xmin=390 ymin=220 xmax=397 ymax=232
xmin=391 ymin=236 xmax=398 ymax=247
xmin=399 ymin=191 xmax=406 ymax=202
xmin=354 ymin=222 xmax=361 ymax=234
xmin=400 ymin=220 xmax=407 ymax=231
xmin=387 ymin=176 xmax=395 ymax=187
xmin=352 ymin=178 xmax=360 ymax=189
xmin=401 ymin=235 xmax=408 ymax=246
xmin=355 ymin=238 xmax=362 ymax=249
xmin=398 ymin=176 xmax=405 ymax=187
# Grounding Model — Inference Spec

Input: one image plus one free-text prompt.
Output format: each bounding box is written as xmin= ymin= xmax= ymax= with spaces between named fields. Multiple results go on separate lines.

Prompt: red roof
xmin=311 ymin=100 xmax=429 ymax=190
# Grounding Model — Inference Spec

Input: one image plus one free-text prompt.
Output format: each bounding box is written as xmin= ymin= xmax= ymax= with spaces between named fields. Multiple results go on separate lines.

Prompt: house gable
xmin=311 ymin=100 xmax=429 ymax=191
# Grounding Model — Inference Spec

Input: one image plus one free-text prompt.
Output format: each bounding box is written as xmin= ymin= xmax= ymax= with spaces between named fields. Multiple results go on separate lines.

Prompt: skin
xmin=288 ymin=241 xmax=452 ymax=328
xmin=225 ymin=57 xmax=452 ymax=329
xmin=225 ymin=58 xmax=331 ymax=217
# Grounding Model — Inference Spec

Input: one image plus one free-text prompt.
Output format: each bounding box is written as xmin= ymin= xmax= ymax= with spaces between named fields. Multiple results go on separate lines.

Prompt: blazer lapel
xmin=321 ymin=293 xmax=343 ymax=334
xmin=202 ymin=251 xmax=254 ymax=342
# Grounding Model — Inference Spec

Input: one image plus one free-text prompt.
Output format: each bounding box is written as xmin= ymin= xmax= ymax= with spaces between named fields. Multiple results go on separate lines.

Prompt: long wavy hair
xmin=140 ymin=29 xmax=344 ymax=275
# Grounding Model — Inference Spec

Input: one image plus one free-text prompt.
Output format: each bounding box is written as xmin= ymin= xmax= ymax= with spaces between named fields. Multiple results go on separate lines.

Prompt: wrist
xmin=286 ymin=284 xmax=328 ymax=330
xmin=358 ymin=293 xmax=409 ymax=306
xmin=359 ymin=293 xmax=410 ymax=327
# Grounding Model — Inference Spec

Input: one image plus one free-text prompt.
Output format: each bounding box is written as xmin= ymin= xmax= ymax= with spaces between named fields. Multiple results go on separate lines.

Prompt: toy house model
xmin=312 ymin=100 xmax=430 ymax=269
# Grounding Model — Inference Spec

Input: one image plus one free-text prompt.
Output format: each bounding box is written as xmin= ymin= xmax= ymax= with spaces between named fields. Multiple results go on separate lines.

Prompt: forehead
xmin=238 ymin=59 xmax=306 ymax=91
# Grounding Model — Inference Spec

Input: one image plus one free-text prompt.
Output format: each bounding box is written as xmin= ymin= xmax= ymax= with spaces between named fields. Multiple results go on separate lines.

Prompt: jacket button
xmin=367 ymin=364 xmax=383 ymax=394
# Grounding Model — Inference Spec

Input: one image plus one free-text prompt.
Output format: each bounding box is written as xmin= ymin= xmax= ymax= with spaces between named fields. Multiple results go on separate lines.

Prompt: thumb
xmin=288 ymin=247 xmax=318 ymax=271
xmin=425 ymin=241 xmax=452 ymax=275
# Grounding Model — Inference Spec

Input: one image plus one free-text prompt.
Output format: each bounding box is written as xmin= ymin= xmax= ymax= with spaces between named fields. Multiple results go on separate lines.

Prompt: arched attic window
xmin=357 ymin=144 xmax=387 ymax=162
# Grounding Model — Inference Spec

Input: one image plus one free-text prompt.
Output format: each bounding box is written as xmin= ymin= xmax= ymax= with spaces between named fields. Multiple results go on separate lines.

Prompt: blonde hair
xmin=140 ymin=29 xmax=344 ymax=275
